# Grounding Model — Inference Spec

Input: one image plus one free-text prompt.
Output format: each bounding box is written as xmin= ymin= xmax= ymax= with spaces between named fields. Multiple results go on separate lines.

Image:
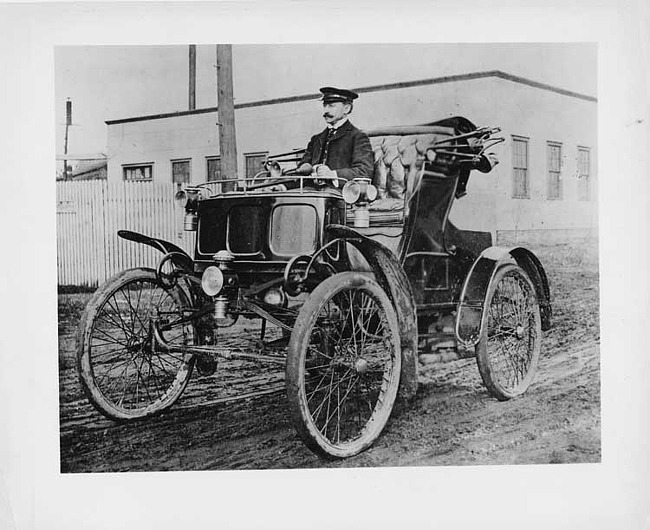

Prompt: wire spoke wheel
xmin=77 ymin=268 xmax=195 ymax=420
xmin=286 ymin=272 xmax=401 ymax=458
xmin=476 ymin=264 xmax=541 ymax=400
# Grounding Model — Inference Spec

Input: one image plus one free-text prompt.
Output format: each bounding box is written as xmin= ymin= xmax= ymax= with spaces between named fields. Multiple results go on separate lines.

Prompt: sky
xmin=54 ymin=43 xmax=597 ymax=158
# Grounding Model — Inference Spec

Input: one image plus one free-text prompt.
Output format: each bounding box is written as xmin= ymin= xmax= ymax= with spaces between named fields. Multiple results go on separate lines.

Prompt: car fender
xmin=118 ymin=230 xmax=193 ymax=263
xmin=326 ymin=224 xmax=419 ymax=401
xmin=117 ymin=230 xmax=198 ymax=304
xmin=455 ymin=245 xmax=552 ymax=347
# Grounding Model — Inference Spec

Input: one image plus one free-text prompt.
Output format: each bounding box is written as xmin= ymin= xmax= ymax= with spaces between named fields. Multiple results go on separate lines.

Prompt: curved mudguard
xmin=455 ymin=246 xmax=552 ymax=347
xmin=117 ymin=230 xmax=193 ymax=263
xmin=326 ymin=225 xmax=419 ymax=401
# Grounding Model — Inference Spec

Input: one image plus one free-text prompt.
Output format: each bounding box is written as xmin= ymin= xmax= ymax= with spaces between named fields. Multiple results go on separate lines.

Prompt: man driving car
xmin=296 ymin=87 xmax=374 ymax=185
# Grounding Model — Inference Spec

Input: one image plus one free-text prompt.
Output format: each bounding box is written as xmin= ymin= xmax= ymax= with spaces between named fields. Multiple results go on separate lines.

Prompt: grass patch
xmin=58 ymin=293 xmax=92 ymax=325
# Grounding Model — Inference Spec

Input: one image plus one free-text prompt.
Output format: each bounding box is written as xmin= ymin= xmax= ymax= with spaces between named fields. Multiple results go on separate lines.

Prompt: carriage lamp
xmin=183 ymin=212 xmax=198 ymax=231
xmin=201 ymin=250 xmax=236 ymax=297
xmin=201 ymin=266 xmax=224 ymax=296
xmin=343 ymin=178 xmax=377 ymax=228
xmin=213 ymin=250 xmax=235 ymax=266
xmin=201 ymin=250 xmax=238 ymax=320
xmin=175 ymin=187 xmax=202 ymax=231
xmin=342 ymin=180 xmax=362 ymax=204
xmin=214 ymin=295 xmax=230 ymax=320
xmin=342 ymin=177 xmax=377 ymax=204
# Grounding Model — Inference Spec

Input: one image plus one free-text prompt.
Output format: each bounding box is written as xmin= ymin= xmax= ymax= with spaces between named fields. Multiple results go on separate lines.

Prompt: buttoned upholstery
xmin=365 ymin=128 xmax=455 ymax=224
xmin=344 ymin=126 xmax=457 ymax=263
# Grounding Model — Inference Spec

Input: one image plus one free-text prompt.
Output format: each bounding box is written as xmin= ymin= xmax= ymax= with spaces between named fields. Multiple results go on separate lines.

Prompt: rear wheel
xmin=476 ymin=264 xmax=541 ymax=400
xmin=286 ymin=272 xmax=401 ymax=458
xmin=77 ymin=268 xmax=195 ymax=420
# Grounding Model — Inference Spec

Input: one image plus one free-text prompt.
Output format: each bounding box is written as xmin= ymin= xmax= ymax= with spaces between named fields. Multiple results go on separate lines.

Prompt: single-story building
xmin=104 ymin=70 xmax=597 ymax=241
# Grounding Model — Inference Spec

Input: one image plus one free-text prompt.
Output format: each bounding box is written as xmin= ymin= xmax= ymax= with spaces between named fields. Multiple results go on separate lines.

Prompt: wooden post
xmin=216 ymin=45 xmax=237 ymax=192
xmin=63 ymin=98 xmax=72 ymax=180
xmin=188 ymin=45 xmax=196 ymax=110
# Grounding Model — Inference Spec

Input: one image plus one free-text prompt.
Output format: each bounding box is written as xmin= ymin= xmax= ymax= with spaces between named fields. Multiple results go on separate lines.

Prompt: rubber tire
xmin=286 ymin=272 xmax=401 ymax=458
xmin=77 ymin=268 xmax=195 ymax=421
xmin=476 ymin=264 xmax=542 ymax=401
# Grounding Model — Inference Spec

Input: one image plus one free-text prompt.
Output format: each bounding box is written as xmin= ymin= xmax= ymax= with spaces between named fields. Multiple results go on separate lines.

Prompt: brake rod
xmin=152 ymin=322 xmax=286 ymax=365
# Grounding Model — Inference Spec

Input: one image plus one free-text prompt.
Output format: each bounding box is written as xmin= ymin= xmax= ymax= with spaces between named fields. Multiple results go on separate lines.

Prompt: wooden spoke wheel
xmin=77 ymin=268 xmax=195 ymax=420
xmin=476 ymin=264 xmax=542 ymax=400
xmin=286 ymin=272 xmax=401 ymax=458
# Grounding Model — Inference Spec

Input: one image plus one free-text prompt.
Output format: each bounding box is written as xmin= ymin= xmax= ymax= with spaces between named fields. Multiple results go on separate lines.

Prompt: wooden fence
xmin=56 ymin=180 xmax=196 ymax=288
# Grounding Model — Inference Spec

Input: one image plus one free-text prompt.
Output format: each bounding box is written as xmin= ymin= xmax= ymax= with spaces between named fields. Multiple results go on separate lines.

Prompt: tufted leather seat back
xmin=370 ymin=135 xmax=429 ymax=201
xmin=345 ymin=127 xmax=457 ymax=260
xmin=366 ymin=127 xmax=455 ymax=218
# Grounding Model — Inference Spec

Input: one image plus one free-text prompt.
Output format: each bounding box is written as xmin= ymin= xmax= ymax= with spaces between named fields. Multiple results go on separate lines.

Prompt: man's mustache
xmin=323 ymin=113 xmax=334 ymax=119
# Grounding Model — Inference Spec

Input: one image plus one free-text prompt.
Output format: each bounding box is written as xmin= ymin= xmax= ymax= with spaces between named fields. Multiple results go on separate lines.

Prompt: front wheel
xmin=77 ymin=268 xmax=195 ymax=420
xmin=476 ymin=264 xmax=542 ymax=400
xmin=286 ymin=272 xmax=401 ymax=458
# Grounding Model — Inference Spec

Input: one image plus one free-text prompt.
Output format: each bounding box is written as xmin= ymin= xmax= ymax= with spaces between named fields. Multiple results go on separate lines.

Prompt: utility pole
xmin=63 ymin=98 xmax=72 ymax=180
xmin=216 ymin=45 xmax=237 ymax=192
xmin=189 ymin=45 xmax=196 ymax=110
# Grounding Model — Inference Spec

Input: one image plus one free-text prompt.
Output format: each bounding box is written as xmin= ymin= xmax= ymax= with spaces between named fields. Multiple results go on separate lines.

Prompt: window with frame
xmin=245 ymin=152 xmax=269 ymax=180
xmin=206 ymin=156 xmax=222 ymax=182
xmin=577 ymin=147 xmax=590 ymax=201
xmin=512 ymin=136 xmax=529 ymax=198
xmin=171 ymin=159 xmax=191 ymax=184
xmin=547 ymin=142 xmax=563 ymax=200
xmin=123 ymin=163 xmax=153 ymax=181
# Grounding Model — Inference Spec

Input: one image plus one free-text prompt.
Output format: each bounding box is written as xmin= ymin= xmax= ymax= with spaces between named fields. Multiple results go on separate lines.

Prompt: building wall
xmin=106 ymin=74 xmax=597 ymax=236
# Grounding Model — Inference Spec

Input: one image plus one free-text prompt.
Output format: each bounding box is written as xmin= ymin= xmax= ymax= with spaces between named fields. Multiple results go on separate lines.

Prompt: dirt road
xmin=58 ymin=241 xmax=599 ymax=472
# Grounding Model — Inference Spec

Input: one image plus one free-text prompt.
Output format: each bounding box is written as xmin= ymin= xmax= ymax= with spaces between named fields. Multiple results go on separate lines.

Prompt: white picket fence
xmin=56 ymin=180 xmax=196 ymax=288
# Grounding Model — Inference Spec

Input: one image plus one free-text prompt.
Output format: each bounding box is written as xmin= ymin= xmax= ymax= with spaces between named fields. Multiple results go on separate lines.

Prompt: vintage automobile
xmin=76 ymin=116 xmax=552 ymax=458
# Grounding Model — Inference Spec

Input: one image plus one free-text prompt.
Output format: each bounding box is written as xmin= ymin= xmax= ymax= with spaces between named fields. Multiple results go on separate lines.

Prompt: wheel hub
xmin=126 ymin=333 xmax=154 ymax=356
xmin=355 ymin=358 xmax=369 ymax=375
xmin=125 ymin=335 xmax=143 ymax=353
xmin=515 ymin=324 xmax=525 ymax=340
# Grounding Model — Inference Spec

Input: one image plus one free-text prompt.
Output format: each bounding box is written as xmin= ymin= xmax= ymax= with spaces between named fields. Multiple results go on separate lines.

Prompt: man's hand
xmin=314 ymin=164 xmax=336 ymax=179
xmin=295 ymin=163 xmax=313 ymax=176
xmin=312 ymin=164 xmax=339 ymax=187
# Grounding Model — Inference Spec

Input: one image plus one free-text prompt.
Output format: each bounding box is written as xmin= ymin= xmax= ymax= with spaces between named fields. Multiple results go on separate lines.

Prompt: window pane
xmin=578 ymin=149 xmax=590 ymax=176
xmin=547 ymin=143 xmax=562 ymax=199
xmin=123 ymin=164 xmax=152 ymax=181
xmin=578 ymin=148 xmax=590 ymax=201
xmin=512 ymin=138 xmax=529 ymax=198
xmin=548 ymin=145 xmax=561 ymax=172
xmin=207 ymin=158 xmax=222 ymax=181
xmin=228 ymin=206 xmax=265 ymax=254
xmin=270 ymin=205 xmax=317 ymax=256
xmin=245 ymin=153 xmax=269 ymax=180
xmin=513 ymin=139 xmax=527 ymax=168
xmin=172 ymin=160 xmax=190 ymax=184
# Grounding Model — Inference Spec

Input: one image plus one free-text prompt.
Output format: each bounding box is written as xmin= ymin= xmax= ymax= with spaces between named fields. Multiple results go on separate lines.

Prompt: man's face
xmin=322 ymin=101 xmax=350 ymax=125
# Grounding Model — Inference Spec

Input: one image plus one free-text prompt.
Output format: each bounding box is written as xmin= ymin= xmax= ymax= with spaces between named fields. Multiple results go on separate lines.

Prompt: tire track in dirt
xmin=58 ymin=241 xmax=600 ymax=471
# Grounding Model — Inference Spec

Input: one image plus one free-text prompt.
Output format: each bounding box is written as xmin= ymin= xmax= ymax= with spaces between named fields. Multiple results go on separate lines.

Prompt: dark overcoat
xmin=299 ymin=120 xmax=374 ymax=181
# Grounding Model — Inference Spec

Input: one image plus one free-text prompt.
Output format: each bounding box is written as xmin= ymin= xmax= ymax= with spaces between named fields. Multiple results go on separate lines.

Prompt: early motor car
xmin=76 ymin=116 xmax=551 ymax=458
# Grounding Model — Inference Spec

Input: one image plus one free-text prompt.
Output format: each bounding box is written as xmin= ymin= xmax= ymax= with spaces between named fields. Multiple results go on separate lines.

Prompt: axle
xmin=151 ymin=321 xmax=286 ymax=365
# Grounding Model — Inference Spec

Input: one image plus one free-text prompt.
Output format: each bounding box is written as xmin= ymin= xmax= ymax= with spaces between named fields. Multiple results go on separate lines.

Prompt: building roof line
xmin=491 ymin=71 xmax=597 ymax=103
xmin=56 ymin=153 xmax=108 ymax=161
xmin=105 ymin=70 xmax=597 ymax=125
